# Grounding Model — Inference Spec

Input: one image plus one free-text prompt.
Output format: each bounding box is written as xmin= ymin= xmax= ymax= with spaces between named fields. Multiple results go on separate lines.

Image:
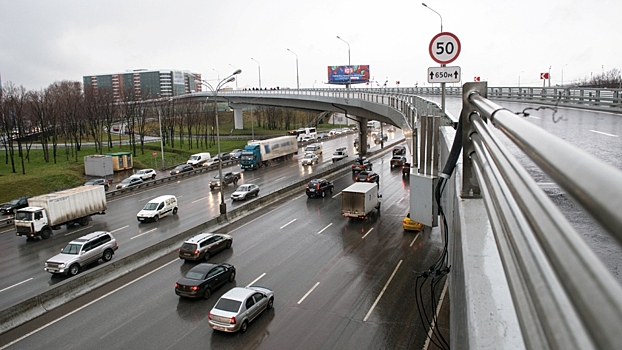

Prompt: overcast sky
xmin=1 ymin=0 xmax=620 ymax=91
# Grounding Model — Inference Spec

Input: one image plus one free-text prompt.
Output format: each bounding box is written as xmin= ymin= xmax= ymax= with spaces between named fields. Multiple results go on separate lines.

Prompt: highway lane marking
xmin=297 ymin=282 xmax=320 ymax=304
xmin=246 ymin=273 xmax=266 ymax=288
xmin=331 ymin=192 xmax=342 ymax=199
xmin=0 ymin=228 xmax=14 ymax=234
xmin=274 ymin=176 xmax=286 ymax=182
xmin=0 ymin=259 xmax=178 ymax=350
xmin=280 ymin=219 xmax=297 ymax=229
xmin=0 ymin=278 xmax=33 ymax=293
xmin=422 ymin=278 xmax=449 ymax=350
xmin=317 ymin=223 xmax=333 ymax=234
xmin=361 ymin=227 xmax=374 ymax=239
xmin=363 ymin=259 xmax=403 ymax=322
xmin=131 ymin=228 xmax=157 ymax=240
xmin=590 ymin=130 xmax=619 ymax=137
xmin=110 ymin=225 xmax=129 ymax=233
xmin=191 ymin=197 xmax=208 ymax=203
xmin=527 ymin=116 xmax=541 ymax=120
xmin=409 ymin=233 xmax=422 ymax=247
xmin=64 ymin=225 xmax=93 ymax=236
xmin=229 ymin=204 xmax=283 ymax=233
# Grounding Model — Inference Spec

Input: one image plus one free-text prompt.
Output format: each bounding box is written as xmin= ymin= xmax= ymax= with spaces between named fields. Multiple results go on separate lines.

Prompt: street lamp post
xmin=229 ymin=64 xmax=238 ymax=89
xmin=561 ymin=64 xmax=568 ymax=87
xmin=422 ymin=3 xmax=445 ymax=113
xmin=200 ymin=69 xmax=242 ymax=215
xmin=336 ymin=36 xmax=351 ymax=88
xmin=251 ymin=58 xmax=261 ymax=89
xmin=212 ymin=69 xmax=220 ymax=82
xmin=287 ymin=48 xmax=300 ymax=90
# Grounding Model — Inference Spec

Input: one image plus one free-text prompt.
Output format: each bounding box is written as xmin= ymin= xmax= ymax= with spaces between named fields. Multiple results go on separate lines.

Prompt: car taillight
xmin=366 ymin=177 xmax=371 ymax=181
xmin=317 ymin=184 xmax=320 ymax=190
xmin=194 ymin=250 xmax=199 ymax=255
xmin=230 ymin=316 xmax=236 ymax=324
xmin=175 ymin=283 xmax=179 ymax=288
xmin=190 ymin=286 xmax=199 ymax=291
xmin=208 ymin=312 xmax=212 ymax=320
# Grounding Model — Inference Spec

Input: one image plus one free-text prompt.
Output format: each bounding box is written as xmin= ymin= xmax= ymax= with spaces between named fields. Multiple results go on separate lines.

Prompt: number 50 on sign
xmin=429 ymin=32 xmax=461 ymax=65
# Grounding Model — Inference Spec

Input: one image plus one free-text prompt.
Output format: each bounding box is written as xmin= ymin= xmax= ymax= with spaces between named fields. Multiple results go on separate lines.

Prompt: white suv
xmin=131 ymin=168 xmax=157 ymax=181
xmin=44 ymin=231 xmax=119 ymax=276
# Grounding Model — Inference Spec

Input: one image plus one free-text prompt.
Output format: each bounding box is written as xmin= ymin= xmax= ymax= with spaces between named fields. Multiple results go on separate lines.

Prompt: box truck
xmin=240 ymin=136 xmax=298 ymax=170
xmin=14 ymin=186 xmax=107 ymax=239
xmin=341 ymin=182 xmax=381 ymax=219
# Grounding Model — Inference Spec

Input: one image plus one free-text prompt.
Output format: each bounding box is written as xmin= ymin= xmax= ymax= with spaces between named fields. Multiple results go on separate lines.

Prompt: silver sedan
xmin=208 ymin=286 xmax=274 ymax=333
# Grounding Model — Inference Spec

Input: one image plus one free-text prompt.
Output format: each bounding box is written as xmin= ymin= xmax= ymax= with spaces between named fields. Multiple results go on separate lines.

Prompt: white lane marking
xmin=361 ymin=227 xmax=374 ymax=239
xmin=422 ymin=279 xmax=449 ymax=350
xmin=0 ymin=228 xmax=14 ymax=234
xmin=332 ymin=192 xmax=342 ymax=199
xmin=274 ymin=176 xmax=286 ymax=182
xmin=294 ymin=194 xmax=305 ymax=200
xmin=191 ymin=197 xmax=208 ymax=203
xmin=280 ymin=219 xmax=297 ymax=229
xmin=297 ymin=282 xmax=320 ymax=304
xmin=0 ymin=278 xmax=33 ymax=293
xmin=130 ymin=228 xmax=157 ymax=240
xmin=363 ymin=260 xmax=403 ymax=322
xmin=527 ymin=115 xmax=541 ymax=120
xmin=0 ymin=259 xmax=178 ymax=350
xmin=317 ymin=223 xmax=332 ymax=234
xmin=409 ymin=234 xmax=421 ymax=247
xmin=246 ymin=273 xmax=266 ymax=288
xmin=590 ymin=130 xmax=619 ymax=137
xmin=110 ymin=225 xmax=129 ymax=234
xmin=64 ymin=226 xmax=92 ymax=236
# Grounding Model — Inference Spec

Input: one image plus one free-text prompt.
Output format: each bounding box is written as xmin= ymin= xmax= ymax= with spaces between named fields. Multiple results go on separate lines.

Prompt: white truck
xmin=341 ymin=182 xmax=381 ymax=219
xmin=186 ymin=152 xmax=211 ymax=167
xmin=14 ymin=186 xmax=107 ymax=240
xmin=240 ymin=136 xmax=298 ymax=170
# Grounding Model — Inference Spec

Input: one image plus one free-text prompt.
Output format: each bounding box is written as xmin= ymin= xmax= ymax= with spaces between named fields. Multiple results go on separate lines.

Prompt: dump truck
xmin=14 ymin=186 xmax=107 ymax=240
xmin=341 ymin=182 xmax=381 ymax=219
xmin=239 ymin=136 xmax=298 ymax=170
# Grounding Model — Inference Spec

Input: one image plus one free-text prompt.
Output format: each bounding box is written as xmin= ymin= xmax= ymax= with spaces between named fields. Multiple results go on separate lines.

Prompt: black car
xmin=393 ymin=145 xmax=407 ymax=155
xmin=391 ymin=156 xmax=407 ymax=168
xmin=84 ymin=178 xmax=110 ymax=191
xmin=170 ymin=164 xmax=194 ymax=175
xmin=175 ymin=263 xmax=236 ymax=299
xmin=0 ymin=197 xmax=29 ymax=215
xmin=356 ymin=171 xmax=379 ymax=184
xmin=229 ymin=149 xmax=243 ymax=160
xmin=402 ymin=162 xmax=411 ymax=176
xmin=351 ymin=157 xmax=372 ymax=173
xmin=212 ymin=152 xmax=231 ymax=163
xmin=306 ymin=179 xmax=334 ymax=198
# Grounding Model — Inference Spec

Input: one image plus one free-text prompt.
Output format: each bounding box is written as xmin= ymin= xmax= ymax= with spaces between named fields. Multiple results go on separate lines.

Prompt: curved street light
xmin=336 ymin=36 xmax=351 ymax=88
xmin=199 ymin=69 xmax=242 ymax=216
xmin=250 ymin=58 xmax=261 ymax=89
xmin=422 ymin=3 xmax=443 ymax=32
xmin=286 ymin=48 xmax=300 ymax=90
xmin=228 ymin=64 xmax=238 ymax=89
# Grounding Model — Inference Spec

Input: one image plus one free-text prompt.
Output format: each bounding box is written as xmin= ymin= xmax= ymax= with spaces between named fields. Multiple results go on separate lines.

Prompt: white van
xmin=304 ymin=143 xmax=323 ymax=156
xmin=137 ymin=195 xmax=178 ymax=222
xmin=296 ymin=127 xmax=317 ymax=141
xmin=187 ymin=153 xmax=211 ymax=167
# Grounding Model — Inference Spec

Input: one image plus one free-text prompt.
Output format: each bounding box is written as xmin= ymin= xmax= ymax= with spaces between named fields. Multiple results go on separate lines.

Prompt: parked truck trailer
xmin=14 ymin=186 xmax=107 ymax=240
xmin=240 ymin=136 xmax=298 ymax=170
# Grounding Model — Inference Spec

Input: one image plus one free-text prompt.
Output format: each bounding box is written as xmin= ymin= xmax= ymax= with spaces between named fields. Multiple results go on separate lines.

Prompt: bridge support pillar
xmin=358 ymin=118 xmax=368 ymax=156
xmin=233 ymin=107 xmax=244 ymax=129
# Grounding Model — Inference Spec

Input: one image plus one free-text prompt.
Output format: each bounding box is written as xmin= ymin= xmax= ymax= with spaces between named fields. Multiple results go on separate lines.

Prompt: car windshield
xmin=304 ymin=154 xmax=314 ymax=158
xmin=120 ymin=178 xmax=132 ymax=184
xmin=185 ymin=271 xmax=205 ymax=280
xmin=175 ymin=166 xmax=184 ymax=170
xmin=189 ymin=156 xmax=199 ymax=160
xmin=15 ymin=211 xmax=32 ymax=221
xmin=61 ymin=243 xmax=82 ymax=255
xmin=143 ymin=203 xmax=158 ymax=210
xmin=237 ymin=186 xmax=249 ymax=192
xmin=8 ymin=199 xmax=21 ymax=205
xmin=214 ymin=298 xmax=242 ymax=313
xmin=84 ymin=181 xmax=96 ymax=185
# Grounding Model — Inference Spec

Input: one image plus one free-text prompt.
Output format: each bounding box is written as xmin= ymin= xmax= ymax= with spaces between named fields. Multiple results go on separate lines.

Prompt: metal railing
xmin=460 ymin=82 xmax=622 ymax=349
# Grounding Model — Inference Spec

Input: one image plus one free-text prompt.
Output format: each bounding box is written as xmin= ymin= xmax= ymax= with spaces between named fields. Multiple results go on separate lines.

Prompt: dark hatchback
xmin=351 ymin=158 xmax=372 ymax=173
xmin=0 ymin=197 xmax=30 ymax=215
xmin=306 ymin=179 xmax=334 ymax=198
xmin=170 ymin=164 xmax=194 ymax=175
xmin=356 ymin=171 xmax=380 ymax=184
xmin=175 ymin=263 xmax=236 ymax=299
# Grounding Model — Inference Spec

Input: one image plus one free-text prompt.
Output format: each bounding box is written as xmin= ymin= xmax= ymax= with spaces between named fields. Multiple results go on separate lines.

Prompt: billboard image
xmin=327 ymin=65 xmax=370 ymax=84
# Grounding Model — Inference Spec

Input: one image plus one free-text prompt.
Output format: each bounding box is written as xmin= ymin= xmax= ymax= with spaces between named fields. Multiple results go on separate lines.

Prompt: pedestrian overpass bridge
xmin=178 ymin=85 xmax=622 ymax=349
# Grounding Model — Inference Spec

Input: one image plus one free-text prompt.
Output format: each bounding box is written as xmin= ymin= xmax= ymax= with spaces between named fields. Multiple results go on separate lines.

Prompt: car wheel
xmin=68 ymin=264 xmax=80 ymax=276
xmin=229 ymin=271 xmax=236 ymax=282
xmin=240 ymin=320 xmax=249 ymax=333
xmin=153 ymin=215 xmax=159 ymax=222
xmin=330 ymin=187 xmax=334 ymax=194
xmin=151 ymin=175 xmax=156 ymax=180
xmin=321 ymin=190 xmax=326 ymax=198
xmin=102 ymin=249 xmax=113 ymax=262
xmin=234 ymin=179 xmax=238 ymax=185
xmin=104 ymin=185 xmax=109 ymax=191
xmin=267 ymin=297 xmax=274 ymax=309
xmin=41 ymin=228 xmax=52 ymax=239
xmin=226 ymin=241 xmax=232 ymax=249
xmin=307 ymin=194 xmax=312 ymax=198
xmin=204 ymin=252 xmax=211 ymax=261
xmin=203 ymin=288 xmax=211 ymax=300
xmin=79 ymin=217 xmax=89 ymax=226
xmin=173 ymin=207 xmax=178 ymax=215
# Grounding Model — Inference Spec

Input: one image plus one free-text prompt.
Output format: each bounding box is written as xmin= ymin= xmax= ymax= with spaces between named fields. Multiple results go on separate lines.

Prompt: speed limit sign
xmin=429 ymin=32 xmax=461 ymax=65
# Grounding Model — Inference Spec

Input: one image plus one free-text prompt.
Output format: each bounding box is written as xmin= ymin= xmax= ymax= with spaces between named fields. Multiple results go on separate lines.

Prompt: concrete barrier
xmin=0 ymin=138 xmax=405 ymax=335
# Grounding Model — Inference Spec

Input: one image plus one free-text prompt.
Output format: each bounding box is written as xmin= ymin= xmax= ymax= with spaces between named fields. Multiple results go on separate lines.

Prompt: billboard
xmin=327 ymin=65 xmax=370 ymax=84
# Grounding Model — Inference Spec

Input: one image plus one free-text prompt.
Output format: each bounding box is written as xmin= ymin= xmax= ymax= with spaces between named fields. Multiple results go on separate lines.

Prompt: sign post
xmin=153 ymin=152 xmax=157 ymax=168
xmin=429 ymin=32 xmax=461 ymax=114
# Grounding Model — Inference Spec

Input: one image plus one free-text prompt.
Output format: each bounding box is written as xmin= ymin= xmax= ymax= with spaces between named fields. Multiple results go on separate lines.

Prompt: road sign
xmin=540 ymin=72 xmax=549 ymax=79
xmin=429 ymin=32 xmax=461 ymax=65
xmin=152 ymin=152 xmax=157 ymax=157
xmin=427 ymin=66 xmax=461 ymax=83
xmin=474 ymin=77 xmax=481 ymax=82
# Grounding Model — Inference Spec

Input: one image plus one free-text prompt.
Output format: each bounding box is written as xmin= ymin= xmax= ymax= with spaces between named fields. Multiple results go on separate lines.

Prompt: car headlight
xmin=59 ymin=263 xmax=65 ymax=268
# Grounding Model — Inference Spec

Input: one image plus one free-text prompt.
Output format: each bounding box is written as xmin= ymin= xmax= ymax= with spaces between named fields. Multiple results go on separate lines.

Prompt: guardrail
xmin=455 ymin=82 xmax=622 ymax=349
